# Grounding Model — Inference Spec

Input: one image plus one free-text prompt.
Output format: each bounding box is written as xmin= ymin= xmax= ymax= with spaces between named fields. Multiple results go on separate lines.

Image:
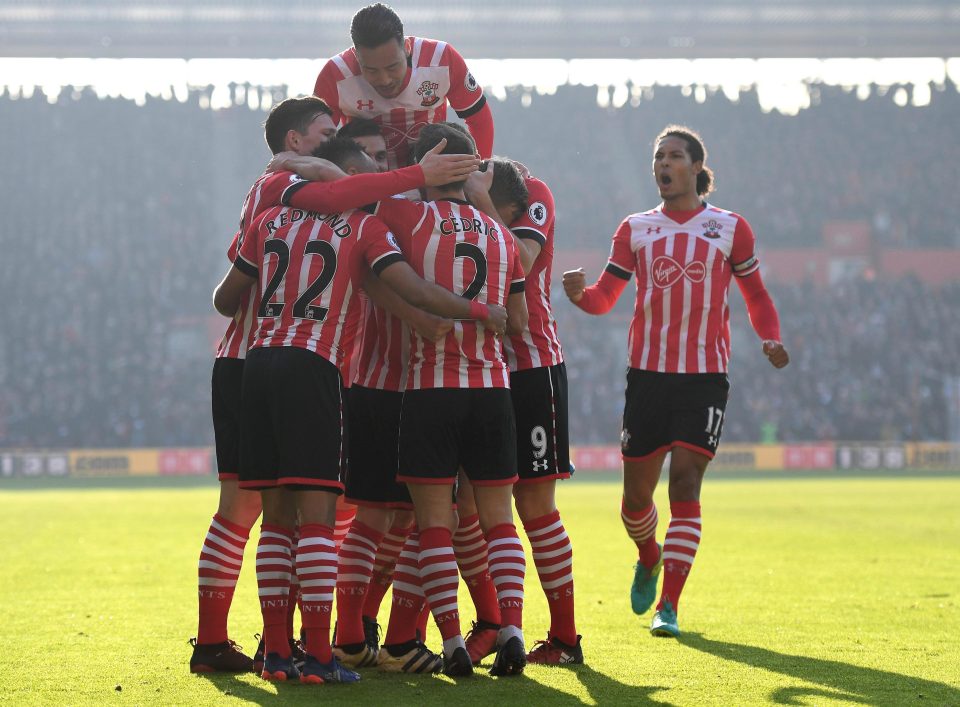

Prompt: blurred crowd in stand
xmin=0 ymin=80 xmax=956 ymax=447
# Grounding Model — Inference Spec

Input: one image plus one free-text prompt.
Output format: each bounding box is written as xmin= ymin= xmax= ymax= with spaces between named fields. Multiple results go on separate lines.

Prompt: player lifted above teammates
xmin=451 ymin=159 xmax=582 ymax=665
xmin=371 ymin=123 xmax=528 ymax=678
xmin=563 ymin=126 xmax=789 ymax=639
xmin=212 ymin=137 xmax=506 ymax=685
xmin=315 ymin=3 xmax=493 ymax=170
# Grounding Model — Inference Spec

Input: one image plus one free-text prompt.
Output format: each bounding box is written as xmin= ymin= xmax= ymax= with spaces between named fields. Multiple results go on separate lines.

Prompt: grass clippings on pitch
xmin=1 ymin=476 xmax=958 ymax=706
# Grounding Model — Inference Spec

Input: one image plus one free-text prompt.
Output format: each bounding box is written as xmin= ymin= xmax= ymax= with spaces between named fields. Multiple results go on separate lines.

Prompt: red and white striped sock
xmin=197 ymin=513 xmax=251 ymax=645
xmin=418 ymin=526 xmax=462 ymax=641
xmin=658 ymin=501 xmax=702 ymax=612
xmin=453 ymin=514 xmax=501 ymax=625
xmin=363 ymin=522 xmax=413 ymax=620
xmin=296 ymin=523 xmax=337 ymax=663
xmin=621 ymin=499 xmax=661 ymax=568
xmin=486 ymin=523 xmax=526 ymax=631
xmin=523 ymin=510 xmax=577 ymax=646
xmin=256 ymin=524 xmax=294 ymax=658
xmin=334 ymin=521 xmax=384 ymax=647
xmin=286 ymin=527 xmax=300 ymax=643
xmin=333 ymin=506 xmax=357 ymax=553
xmin=384 ymin=529 xmax=425 ymax=646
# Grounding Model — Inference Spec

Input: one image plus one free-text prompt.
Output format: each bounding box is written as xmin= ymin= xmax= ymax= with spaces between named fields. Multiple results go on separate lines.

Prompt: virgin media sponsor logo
xmin=652 ymin=256 xmax=706 ymax=288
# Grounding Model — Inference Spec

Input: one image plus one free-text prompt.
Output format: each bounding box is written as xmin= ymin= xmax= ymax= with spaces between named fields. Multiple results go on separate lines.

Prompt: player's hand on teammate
xmin=480 ymin=304 xmax=509 ymax=337
xmin=414 ymin=312 xmax=455 ymax=342
xmin=762 ymin=340 xmax=790 ymax=368
xmin=463 ymin=163 xmax=494 ymax=203
xmin=562 ymin=268 xmax=586 ymax=303
xmin=266 ymin=152 xmax=345 ymax=181
xmin=420 ymin=138 xmax=481 ymax=187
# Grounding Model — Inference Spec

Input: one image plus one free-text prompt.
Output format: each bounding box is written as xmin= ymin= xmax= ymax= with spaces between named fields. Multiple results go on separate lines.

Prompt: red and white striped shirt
xmin=314 ymin=37 xmax=487 ymax=170
xmin=350 ymin=293 xmax=410 ymax=392
xmin=606 ymin=204 xmax=760 ymax=374
xmin=236 ymin=206 xmax=404 ymax=366
xmin=375 ymin=197 xmax=525 ymax=389
xmin=216 ymin=171 xmax=303 ymax=359
xmin=504 ymin=178 xmax=563 ymax=372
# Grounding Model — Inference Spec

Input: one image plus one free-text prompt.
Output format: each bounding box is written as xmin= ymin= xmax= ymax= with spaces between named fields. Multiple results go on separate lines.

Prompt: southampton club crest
xmin=417 ymin=80 xmax=441 ymax=107
xmin=701 ymin=218 xmax=723 ymax=239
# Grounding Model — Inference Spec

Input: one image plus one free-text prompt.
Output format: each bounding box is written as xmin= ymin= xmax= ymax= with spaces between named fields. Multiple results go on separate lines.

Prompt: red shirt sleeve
xmin=575 ymin=220 xmax=633 ymax=314
xmin=510 ymin=178 xmax=554 ymax=249
xmin=235 ymin=211 xmax=268 ymax=277
xmin=729 ymin=214 xmax=761 ymax=278
xmin=508 ymin=237 xmax=526 ymax=294
xmin=443 ymin=44 xmax=493 ymax=158
xmin=373 ymin=198 xmax=429 ymax=251
xmin=728 ymin=215 xmax=781 ymax=340
xmin=280 ymin=167 xmax=426 ymax=213
xmin=313 ymin=59 xmax=345 ymax=126
xmin=355 ymin=215 xmax=406 ymax=278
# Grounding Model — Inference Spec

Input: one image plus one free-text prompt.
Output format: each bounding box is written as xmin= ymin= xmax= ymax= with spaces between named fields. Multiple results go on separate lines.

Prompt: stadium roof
xmin=1 ymin=1 xmax=957 ymax=59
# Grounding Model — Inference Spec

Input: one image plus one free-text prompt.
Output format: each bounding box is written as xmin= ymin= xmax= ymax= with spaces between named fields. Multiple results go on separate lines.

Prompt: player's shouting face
xmin=357 ymin=38 xmax=409 ymax=99
xmin=653 ymin=136 xmax=702 ymax=201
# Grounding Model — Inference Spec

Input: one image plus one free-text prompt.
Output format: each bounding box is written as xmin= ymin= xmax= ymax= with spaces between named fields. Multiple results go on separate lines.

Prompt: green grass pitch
xmin=2 ymin=476 xmax=958 ymax=705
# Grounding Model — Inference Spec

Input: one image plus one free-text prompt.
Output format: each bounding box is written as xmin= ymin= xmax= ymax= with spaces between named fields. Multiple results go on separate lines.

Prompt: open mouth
xmin=659 ymin=174 xmax=672 ymax=186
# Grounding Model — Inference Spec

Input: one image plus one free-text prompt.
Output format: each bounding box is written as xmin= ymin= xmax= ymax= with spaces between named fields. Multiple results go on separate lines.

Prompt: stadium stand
xmin=1 ymin=81 xmax=957 ymax=447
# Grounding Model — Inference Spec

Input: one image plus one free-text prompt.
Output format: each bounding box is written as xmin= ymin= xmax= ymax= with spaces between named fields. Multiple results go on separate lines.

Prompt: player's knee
xmin=513 ymin=483 xmax=556 ymax=522
xmin=667 ymin=474 xmax=701 ymax=503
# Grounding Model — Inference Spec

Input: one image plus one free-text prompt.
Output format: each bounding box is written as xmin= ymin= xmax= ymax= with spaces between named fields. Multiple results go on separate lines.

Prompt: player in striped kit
xmin=212 ymin=139 xmax=506 ymax=684
xmin=191 ymin=97 xmax=480 ymax=675
xmin=455 ymin=160 xmax=583 ymax=665
xmin=373 ymin=123 xmax=529 ymax=677
xmin=314 ymin=3 xmax=494 ymax=170
xmin=563 ymin=126 xmax=789 ymax=638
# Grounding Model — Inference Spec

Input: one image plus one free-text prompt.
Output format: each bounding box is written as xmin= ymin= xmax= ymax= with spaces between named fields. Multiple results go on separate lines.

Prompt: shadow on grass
xmin=196 ymin=663 xmax=673 ymax=705
xmin=680 ymin=633 xmax=960 ymax=705
xmin=571 ymin=663 xmax=674 ymax=706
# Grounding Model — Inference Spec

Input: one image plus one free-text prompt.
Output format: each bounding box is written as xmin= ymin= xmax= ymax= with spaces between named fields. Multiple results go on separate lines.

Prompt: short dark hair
xmin=486 ymin=158 xmax=529 ymax=213
xmin=263 ymin=96 xmax=333 ymax=155
xmin=351 ymin=3 xmax=404 ymax=49
xmin=413 ymin=122 xmax=476 ymax=190
xmin=312 ymin=136 xmax=372 ymax=173
xmin=655 ymin=124 xmax=714 ymax=196
xmin=337 ymin=118 xmax=384 ymax=140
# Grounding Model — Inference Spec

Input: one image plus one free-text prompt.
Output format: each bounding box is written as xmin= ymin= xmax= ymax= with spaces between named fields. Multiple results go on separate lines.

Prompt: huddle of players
xmin=190 ymin=3 xmax=581 ymax=685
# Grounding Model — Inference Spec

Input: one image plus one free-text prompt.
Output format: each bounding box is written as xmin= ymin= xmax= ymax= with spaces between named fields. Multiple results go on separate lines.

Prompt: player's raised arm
xmin=563 ymin=220 xmax=633 ymax=314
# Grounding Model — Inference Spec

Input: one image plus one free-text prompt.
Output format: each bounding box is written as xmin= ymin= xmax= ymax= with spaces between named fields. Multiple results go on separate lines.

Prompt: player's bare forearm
xmin=377 ymin=261 xmax=474 ymax=320
xmin=506 ymin=291 xmax=528 ymax=335
xmin=213 ymin=266 xmax=256 ymax=317
xmin=363 ymin=272 xmax=452 ymax=338
xmin=267 ymin=153 xmax=346 ymax=182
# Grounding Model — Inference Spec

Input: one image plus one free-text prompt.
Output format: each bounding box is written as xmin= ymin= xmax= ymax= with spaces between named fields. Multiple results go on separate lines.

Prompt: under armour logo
xmin=652 ymin=255 xmax=707 ymax=288
xmin=707 ymin=435 xmax=718 ymax=447
xmin=532 ymin=460 xmax=549 ymax=472
xmin=356 ymin=99 xmax=374 ymax=110
xmin=646 ymin=227 xmax=661 ymax=234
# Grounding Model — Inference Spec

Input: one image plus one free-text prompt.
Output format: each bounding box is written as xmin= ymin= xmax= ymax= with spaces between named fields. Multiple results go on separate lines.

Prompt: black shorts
xmin=510 ymin=363 xmax=571 ymax=484
xmin=621 ymin=368 xmax=730 ymax=461
xmin=345 ymin=385 xmax=412 ymax=509
xmin=239 ymin=346 xmax=346 ymax=492
xmin=212 ymin=357 xmax=244 ymax=482
xmin=398 ymin=388 xmax=518 ymax=486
